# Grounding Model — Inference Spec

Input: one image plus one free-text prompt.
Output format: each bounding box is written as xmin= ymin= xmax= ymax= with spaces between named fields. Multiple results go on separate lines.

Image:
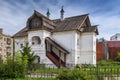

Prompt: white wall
xmin=28 ymin=30 xmax=54 ymax=64
xmin=14 ymin=30 xmax=97 ymax=66
xmin=14 ymin=37 xmax=27 ymax=52
xmin=77 ymin=32 xmax=96 ymax=64
xmin=52 ymin=30 xmax=77 ymax=64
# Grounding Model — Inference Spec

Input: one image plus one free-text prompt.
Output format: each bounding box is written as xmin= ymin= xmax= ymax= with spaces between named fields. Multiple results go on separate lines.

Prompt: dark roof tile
xmin=53 ymin=14 xmax=88 ymax=32
xmin=13 ymin=27 xmax=28 ymax=37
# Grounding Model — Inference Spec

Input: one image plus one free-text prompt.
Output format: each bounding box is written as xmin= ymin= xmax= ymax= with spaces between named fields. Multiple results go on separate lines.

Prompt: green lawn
xmin=5 ymin=78 xmax=53 ymax=80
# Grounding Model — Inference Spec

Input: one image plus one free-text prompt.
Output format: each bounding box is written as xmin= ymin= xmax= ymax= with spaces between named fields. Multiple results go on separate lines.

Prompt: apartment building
xmin=0 ymin=29 xmax=13 ymax=62
xmin=110 ymin=33 xmax=120 ymax=41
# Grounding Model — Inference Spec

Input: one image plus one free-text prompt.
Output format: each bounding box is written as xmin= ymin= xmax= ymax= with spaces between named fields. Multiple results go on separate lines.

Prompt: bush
xmin=0 ymin=57 xmax=25 ymax=78
xmin=55 ymin=68 xmax=97 ymax=80
xmin=0 ymin=51 xmax=28 ymax=78
xmin=115 ymin=52 xmax=120 ymax=62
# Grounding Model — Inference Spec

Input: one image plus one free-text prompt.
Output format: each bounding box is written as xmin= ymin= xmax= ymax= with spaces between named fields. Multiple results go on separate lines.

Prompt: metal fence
xmin=1 ymin=63 xmax=120 ymax=80
xmin=25 ymin=64 xmax=120 ymax=80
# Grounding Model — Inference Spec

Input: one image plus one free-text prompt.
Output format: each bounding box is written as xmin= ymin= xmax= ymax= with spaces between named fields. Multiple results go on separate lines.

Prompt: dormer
xmin=29 ymin=16 xmax=43 ymax=30
xmin=26 ymin=10 xmax=56 ymax=31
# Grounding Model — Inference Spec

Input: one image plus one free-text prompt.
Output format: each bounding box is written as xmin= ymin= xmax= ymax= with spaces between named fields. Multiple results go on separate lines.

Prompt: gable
xmin=81 ymin=17 xmax=91 ymax=28
xmin=28 ymin=15 xmax=43 ymax=30
xmin=80 ymin=16 xmax=98 ymax=35
xmin=26 ymin=10 xmax=56 ymax=31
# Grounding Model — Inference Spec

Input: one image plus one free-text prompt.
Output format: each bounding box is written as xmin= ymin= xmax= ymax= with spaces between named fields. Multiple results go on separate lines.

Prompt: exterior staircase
xmin=45 ymin=37 xmax=69 ymax=68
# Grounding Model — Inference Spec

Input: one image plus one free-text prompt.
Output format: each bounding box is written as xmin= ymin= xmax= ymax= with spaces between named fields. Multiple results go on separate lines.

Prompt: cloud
xmin=0 ymin=0 xmax=68 ymax=35
xmin=0 ymin=0 xmax=120 ymax=40
xmin=90 ymin=13 xmax=120 ymax=40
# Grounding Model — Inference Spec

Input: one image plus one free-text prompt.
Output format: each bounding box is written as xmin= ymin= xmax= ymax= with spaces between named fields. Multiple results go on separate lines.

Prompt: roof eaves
xmin=77 ymin=14 xmax=89 ymax=30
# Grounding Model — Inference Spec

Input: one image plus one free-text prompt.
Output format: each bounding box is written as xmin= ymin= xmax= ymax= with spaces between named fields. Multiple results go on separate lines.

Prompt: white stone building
xmin=110 ymin=33 xmax=120 ymax=41
xmin=13 ymin=9 xmax=98 ymax=68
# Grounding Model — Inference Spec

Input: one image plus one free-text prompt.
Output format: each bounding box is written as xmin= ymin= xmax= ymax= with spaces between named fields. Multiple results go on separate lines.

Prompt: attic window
xmin=31 ymin=17 xmax=42 ymax=29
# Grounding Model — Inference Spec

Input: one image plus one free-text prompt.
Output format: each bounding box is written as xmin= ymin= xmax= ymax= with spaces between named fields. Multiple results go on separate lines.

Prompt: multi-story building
xmin=13 ymin=8 xmax=98 ymax=68
xmin=0 ymin=29 xmax=13 ymax=62
xmin=110 ymin=33 xmax=120 ymax=41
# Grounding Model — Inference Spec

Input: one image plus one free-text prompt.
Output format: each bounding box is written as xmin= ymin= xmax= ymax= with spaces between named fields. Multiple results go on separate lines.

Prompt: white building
xmin=13 ymin=9 xmax=98 ymax=68
xmin=110 ymin=33 xmax=120 ymax=41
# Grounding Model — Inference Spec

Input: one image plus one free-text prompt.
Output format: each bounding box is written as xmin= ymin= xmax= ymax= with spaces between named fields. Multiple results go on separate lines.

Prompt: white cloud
xmin=0 ymin=0 xmax=120 ymax=41
xmin=90 ymin=14 xmax=120 ymax=40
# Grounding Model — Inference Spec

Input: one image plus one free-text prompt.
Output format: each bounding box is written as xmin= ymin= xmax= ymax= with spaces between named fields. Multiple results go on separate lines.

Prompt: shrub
xmin=55 ymin=68 xmax=97 ymax=80
xmin=0 ymin=51 xmax=28 ymax=78
xmin=115 ymin=52 xmax=120 ymax=62
xmin=0 ymin=56 xmax=25 ymax=78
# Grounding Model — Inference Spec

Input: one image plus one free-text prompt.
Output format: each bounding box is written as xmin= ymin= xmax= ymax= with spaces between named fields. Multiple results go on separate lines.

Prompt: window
xmin=7 ymin=38 xmax=11 ymax=45
xmin=7 ymin=47 xmax=11 ymax=53
xmin=31 ymin=17 xmax=42 ymax=29
xmin=32 ymin=42 xmax=34 ymax=45
xmin=20 ymin=43 xmax=23 ymax=48
xmin=32 ymin=36 xmax=41 ymax=45
xmin=34 ymin=56 xmax=40 ymax=63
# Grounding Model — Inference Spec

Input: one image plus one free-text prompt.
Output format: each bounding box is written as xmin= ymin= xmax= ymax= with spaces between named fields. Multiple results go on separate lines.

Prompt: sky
xmin=0 ymin=0 xmax=120 ymax=40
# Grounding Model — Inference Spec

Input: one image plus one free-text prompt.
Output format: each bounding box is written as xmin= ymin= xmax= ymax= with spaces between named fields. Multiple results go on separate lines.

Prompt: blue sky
xmin=0 ymin=0 xmax=120 ymax=40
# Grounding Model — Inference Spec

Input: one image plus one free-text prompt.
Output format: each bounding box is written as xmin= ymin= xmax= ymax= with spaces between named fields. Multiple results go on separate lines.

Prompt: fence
xmin=25 ymin=63 xmax=120 ymax=80
xmin=1 ymin=63 xmax=120 ymax=80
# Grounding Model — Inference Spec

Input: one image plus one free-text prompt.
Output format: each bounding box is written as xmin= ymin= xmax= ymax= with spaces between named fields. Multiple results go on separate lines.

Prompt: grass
xmin=4 ymin=78 xmax=53 ymax=80
xmin=82 ymin=61 xmax=120 ymax=75
xmin=27 ymin=61 xmax=120 ymax=76
xmin=2 ymin=61 xmax=120 ymax=79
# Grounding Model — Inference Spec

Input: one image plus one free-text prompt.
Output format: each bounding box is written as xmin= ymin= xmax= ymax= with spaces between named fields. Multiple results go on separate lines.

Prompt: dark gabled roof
xmin=53 ymin=14 xmax=88 ymax=32
xmin=52 ymin=19 xmax=61 ymax=25
xmin=13 ymin=27 xmax=28 ymax=37
xmin=13 ymin=11 xmax=98 ymax=37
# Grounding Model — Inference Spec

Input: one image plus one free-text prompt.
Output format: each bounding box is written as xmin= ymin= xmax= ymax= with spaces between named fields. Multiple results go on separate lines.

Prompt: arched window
xmin=32 ymin=36 xmax=41 ymax=45
xmin=34 ymin=56 xmax=40 ymax=63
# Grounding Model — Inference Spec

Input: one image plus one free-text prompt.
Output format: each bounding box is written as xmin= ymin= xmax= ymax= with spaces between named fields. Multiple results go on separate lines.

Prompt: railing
xmin=25 ymin=64 xmax=120 ymax=80
xmin=1 ymin=63 xmax=120 ymax=79
xmin=46 ymin=51 xmax=65 ymax=68
xmin=45 ymin=37 xmax=68 ymax=68
xmin=46 ymin=51 xmax=60 ymax=67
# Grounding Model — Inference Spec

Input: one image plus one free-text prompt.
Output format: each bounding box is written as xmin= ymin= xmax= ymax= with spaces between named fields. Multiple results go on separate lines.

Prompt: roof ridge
xmin=52 ymin=14 xmax=89 ymax=21
xmin=34 ymin=10 xmax=52 ymax=21
xmin=65 ymin=13 xmax=89 ymax=19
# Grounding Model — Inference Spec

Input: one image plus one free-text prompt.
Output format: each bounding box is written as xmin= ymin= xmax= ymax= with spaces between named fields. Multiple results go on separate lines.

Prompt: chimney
xmin=0 ymin=28 xmax=3 ymax=34
xmin=60 ymin=6 xmax=64 ymax=21
xmin=46 ymin=9 xmax=50 ymax=19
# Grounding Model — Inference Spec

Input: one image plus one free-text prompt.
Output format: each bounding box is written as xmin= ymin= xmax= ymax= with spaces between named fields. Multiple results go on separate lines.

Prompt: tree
xmin=20 ymin=43 xmax=37 ymax=70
